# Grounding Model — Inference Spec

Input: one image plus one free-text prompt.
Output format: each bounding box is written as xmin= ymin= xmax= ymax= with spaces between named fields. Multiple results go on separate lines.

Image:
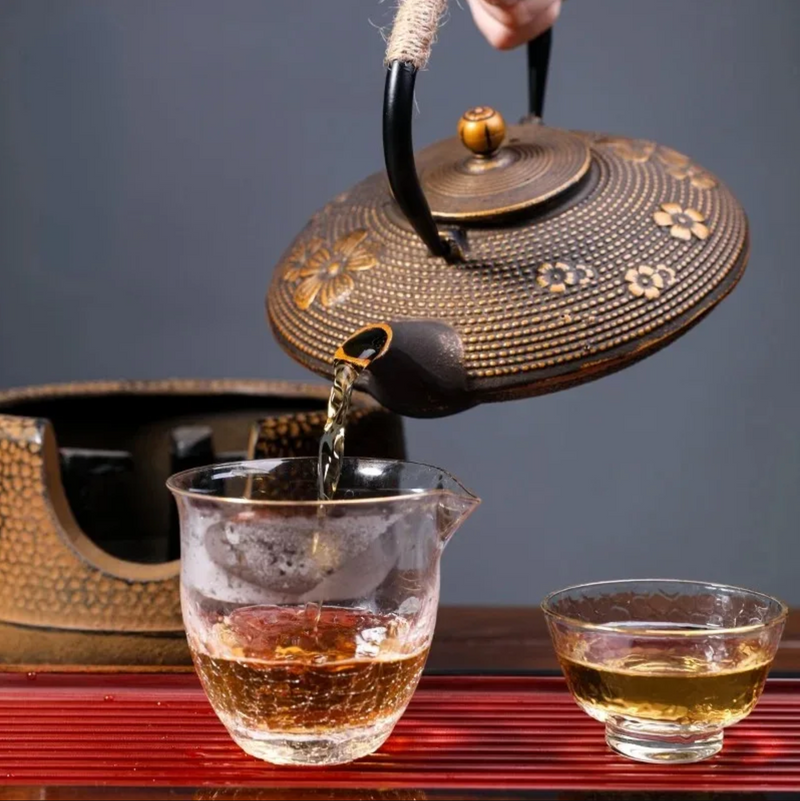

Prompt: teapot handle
xmin=382 ymin=0 xmax=553 ymax=260
xmin=526 ymin=28 xmax=553 ymax=120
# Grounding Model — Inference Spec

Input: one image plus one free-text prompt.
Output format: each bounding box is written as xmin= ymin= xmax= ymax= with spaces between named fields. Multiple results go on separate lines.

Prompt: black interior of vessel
xmin=2 ymin=393 xmax=324 ymax=565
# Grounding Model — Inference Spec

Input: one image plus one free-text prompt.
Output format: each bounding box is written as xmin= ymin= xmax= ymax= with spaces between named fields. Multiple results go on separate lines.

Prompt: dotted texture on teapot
xmin=0 ymin=415 xmax=181 ymax=631
xmin=268 ymin=131 xmax=748 ymax=401
xmin=0 ymin=414 xmax=182 ymax=632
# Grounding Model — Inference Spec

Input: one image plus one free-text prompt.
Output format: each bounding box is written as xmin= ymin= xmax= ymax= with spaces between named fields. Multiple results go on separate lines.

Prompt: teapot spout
xmin=349 ymin=320 xmax=474 ymax=418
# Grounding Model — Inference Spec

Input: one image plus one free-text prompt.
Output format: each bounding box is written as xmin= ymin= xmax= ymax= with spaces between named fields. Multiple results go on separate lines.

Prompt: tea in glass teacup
xmin=543 ymin=579 xmax=787 ymax=763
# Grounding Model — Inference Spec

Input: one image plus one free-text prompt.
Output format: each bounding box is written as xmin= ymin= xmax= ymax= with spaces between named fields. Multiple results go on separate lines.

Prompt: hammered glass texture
xmin=543 ymin=580 xmax=786 ymax=713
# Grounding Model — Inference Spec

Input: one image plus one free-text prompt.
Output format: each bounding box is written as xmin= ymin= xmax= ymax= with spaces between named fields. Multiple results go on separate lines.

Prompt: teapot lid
xmin=266 ymin=1 xmax=749 ymax=417
xmin=417 ymin=108 xmax=591 ymax=221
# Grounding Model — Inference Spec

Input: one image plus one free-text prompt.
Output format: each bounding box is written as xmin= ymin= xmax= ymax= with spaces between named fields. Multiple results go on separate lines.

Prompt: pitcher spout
xmin=436 ymin=480 xmax=480 ymax=549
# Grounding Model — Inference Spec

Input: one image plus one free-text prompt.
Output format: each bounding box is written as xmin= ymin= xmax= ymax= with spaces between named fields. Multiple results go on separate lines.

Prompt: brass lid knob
xmin=457 ymin=107 xmax=506 ymax=157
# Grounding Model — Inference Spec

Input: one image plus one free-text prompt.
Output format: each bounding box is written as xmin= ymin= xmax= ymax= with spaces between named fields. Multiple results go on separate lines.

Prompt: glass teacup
xmin=543 ymin=579 xmax=787 ymax=763
xmin=167 ymin=457 xmax=479 ymax=766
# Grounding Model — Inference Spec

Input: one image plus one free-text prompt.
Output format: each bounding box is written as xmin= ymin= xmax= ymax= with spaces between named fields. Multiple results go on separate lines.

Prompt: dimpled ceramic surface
xmin=0 ymin=379 xmax=404 ymax=669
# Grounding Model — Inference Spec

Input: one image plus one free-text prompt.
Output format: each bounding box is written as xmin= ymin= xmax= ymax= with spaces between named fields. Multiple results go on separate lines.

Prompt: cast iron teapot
xmin=267 ymin=0 xmax=748 ymax=417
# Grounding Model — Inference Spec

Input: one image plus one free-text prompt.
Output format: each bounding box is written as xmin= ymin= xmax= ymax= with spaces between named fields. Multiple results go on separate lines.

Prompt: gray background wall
xmin=1 ymin=1 xmax=798 ymax=605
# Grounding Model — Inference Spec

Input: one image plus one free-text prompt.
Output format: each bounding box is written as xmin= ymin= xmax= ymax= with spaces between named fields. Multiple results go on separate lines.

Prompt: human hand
xmin=466 ymin=0 xmax=562 ymax=50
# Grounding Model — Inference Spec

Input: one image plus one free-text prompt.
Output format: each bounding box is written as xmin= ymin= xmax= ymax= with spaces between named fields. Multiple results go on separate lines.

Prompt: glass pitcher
xmin=167 ymin=457 xmax=479 ymax=766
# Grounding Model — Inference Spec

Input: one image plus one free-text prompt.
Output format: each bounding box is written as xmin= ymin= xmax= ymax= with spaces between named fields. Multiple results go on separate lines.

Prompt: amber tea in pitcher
xmin=190 ymin=606 xmax=429 ymax=758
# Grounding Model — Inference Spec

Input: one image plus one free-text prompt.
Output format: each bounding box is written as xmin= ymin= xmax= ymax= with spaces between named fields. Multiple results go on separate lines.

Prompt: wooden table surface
xmin=4 ymin=607 xmax=798 ymax=801
xmin=428 ymin=606 xmax=800 ymax=673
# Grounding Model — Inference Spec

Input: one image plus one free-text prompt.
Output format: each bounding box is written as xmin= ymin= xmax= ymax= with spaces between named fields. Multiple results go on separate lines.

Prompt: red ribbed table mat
xmin=1 ymin=673 xmax=798 ymax=792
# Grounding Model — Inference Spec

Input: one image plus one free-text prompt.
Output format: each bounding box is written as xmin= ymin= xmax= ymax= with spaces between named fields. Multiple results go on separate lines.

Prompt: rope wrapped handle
xmin=385 ymin=0 xmax=448 ymax=69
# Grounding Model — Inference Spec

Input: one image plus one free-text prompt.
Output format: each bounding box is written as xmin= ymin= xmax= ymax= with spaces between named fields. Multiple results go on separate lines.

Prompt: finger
xmin=466 ymin=0 xmax=561 ymax=51
xmin=481 ymin=0 xmax=538 ymax=7
xmin=479 ymin=0 xmax=556 ymax=26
